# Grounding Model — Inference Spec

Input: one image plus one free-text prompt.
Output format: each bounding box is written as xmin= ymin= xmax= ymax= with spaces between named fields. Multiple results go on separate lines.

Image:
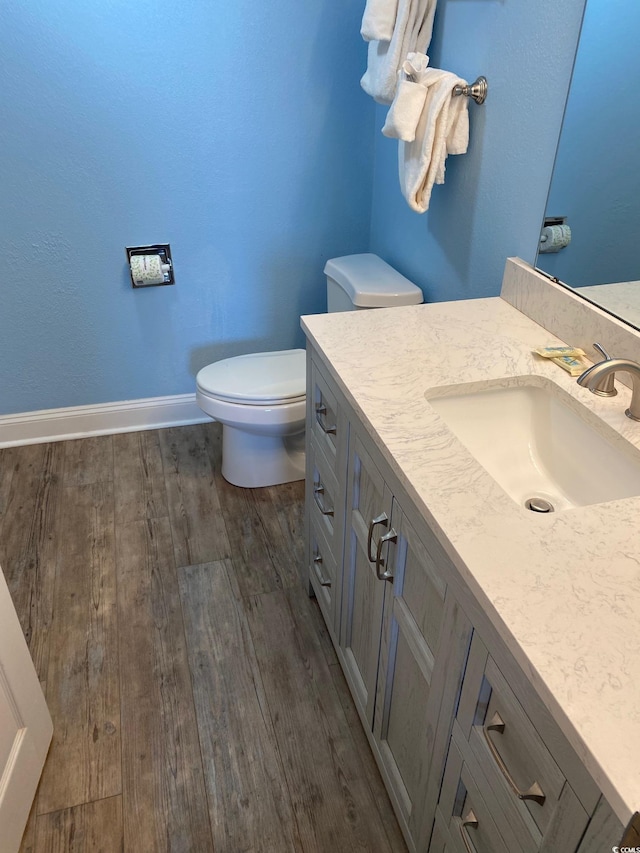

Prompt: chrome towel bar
xmin=453 ymin=76 xmax=488 ymax=104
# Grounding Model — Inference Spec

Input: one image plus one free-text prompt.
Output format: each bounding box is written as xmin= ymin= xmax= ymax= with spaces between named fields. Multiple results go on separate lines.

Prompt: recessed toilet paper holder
xmin=126 ymin=244 xmax=174 ymax=288
xmin=539 ymin=216 xmax=571 ymax=254
xmin=543 ymin=216 xmax=567 ymax=228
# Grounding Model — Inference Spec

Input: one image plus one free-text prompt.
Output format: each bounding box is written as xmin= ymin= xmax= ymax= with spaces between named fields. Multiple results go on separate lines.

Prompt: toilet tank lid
xmin=324 ymin=253 xmax=423 ymax=308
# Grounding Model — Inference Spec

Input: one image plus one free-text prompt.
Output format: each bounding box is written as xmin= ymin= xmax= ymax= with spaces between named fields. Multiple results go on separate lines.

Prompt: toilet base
xmin=221 ymin=424 xmax=306 ymax=488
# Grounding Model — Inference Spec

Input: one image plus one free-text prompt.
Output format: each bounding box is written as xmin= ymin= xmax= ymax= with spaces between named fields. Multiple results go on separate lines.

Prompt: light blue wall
xmin=538 ymin=0 xmax=640 ymax=287
xmin=0 ymin=0 xmax=374 ymax=415
xmin=1 ymin=1 xmax=591 ymax=416
xmin=368 ymin=0 xmax=586 ymax=302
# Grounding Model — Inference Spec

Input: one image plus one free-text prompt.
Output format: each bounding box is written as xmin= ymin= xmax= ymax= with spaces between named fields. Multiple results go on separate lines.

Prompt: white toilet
xmin=196 ymin=254 xmax=423 ymax=488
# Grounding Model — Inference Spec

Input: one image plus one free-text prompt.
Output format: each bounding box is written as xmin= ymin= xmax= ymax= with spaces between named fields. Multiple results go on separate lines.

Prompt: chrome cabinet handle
xmin=375 ymin=529 xmax=397 ymax=581
xmin=483 ymin=711 xmax=546 ymax=806
xmin=459 ymin=810 xmax=478 ymax=853
xmin=313 ymin=483 xmax=334 ymax=517
xmin=313 ymin=553 xmax=331 ymax=587
xmin=366 ymin=512 xmax=388 ymax=563
xmin=315 ymin=403 xmax=337 ymax=435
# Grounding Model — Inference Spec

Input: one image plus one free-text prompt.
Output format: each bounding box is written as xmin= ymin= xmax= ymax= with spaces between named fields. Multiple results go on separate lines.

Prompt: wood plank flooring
xmin=0 ymin=423 xmax=407 ymax=853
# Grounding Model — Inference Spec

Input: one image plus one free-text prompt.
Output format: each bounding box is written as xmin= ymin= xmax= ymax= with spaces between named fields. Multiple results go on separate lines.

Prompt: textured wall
xmin=367 ymin=0 xmax=587 ymax=302
xmin=538 ymin=0 xmax=640 ymax=288
xmin=0 ymin=0 xmax=374 ymax=414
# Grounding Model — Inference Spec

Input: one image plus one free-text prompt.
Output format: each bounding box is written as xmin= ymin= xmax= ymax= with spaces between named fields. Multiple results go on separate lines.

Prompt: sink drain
xmin=524 ymin=497 xmax=555 ymax=513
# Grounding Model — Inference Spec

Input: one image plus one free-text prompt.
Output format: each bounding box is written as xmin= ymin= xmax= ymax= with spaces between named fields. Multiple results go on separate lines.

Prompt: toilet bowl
xmin=196 ymin=349 xmax=306 ymax=488
xmin=196 ymin=254 xmax=423 ymax=488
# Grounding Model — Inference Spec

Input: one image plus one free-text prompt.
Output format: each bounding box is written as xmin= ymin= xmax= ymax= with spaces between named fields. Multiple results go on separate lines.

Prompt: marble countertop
xmin=302 ymin=296 xmax=640 ymax=825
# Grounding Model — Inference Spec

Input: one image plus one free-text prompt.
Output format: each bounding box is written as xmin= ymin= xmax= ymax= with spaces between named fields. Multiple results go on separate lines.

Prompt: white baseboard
xmin=0 ymin=394 xmax=209 ymax=448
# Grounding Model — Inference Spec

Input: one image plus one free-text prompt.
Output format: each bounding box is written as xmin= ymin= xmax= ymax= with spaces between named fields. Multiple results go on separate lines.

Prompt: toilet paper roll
xmin=130 ymin=254 xmax=166 ymax=285
xmin=539 ymin=224 xmax=572 ymax=254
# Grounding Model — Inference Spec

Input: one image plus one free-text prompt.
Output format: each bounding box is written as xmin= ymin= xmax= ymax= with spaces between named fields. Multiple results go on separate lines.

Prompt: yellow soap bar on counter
xmin=550 ymin=355 xmax=586 ymax=376
xmin=534 ymin=345 xmax=586 ymax=359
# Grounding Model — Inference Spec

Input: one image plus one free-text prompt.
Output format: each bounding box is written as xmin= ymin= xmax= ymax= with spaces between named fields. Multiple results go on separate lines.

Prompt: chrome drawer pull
xmin=315 ymin=403 xmax=337 ymax=435
xmin=313 ymin=484 xmax=334 ymax=517
xmin=483 ymin=711 xmax=546 ymax=806
xmin=366 ymin=512 xmax=388 ymax=563
xmin=313 ymin=553 xmax=331 ymax=587
xmin=375 ymin=529 xmax=397 ymax=582
xmin=459 ymin=810 xmax=478 ymax=853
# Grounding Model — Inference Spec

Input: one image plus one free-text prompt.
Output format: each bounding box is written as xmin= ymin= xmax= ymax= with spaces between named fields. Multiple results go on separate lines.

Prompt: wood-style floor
xmin=0 ymin=423 xmax=407 ymax=853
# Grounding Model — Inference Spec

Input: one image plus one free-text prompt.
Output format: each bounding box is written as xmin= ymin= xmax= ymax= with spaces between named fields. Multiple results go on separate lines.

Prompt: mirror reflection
xmin=535 ymin=0 xmax=640 ymax=329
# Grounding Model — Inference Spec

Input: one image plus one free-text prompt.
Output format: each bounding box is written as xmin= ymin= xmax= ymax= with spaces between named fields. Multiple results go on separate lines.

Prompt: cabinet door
xmin=372 ymin=505 xmax=454 ymax=842
xmin=340 ymin=433 xmax=392 ymax=725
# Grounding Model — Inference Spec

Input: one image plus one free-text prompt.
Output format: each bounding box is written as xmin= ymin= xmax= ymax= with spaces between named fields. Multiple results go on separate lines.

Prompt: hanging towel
xmin=382 ymin=53 xmax=430 ymax=141
xmin=399 ymin=68 xmax=469 ymax=213
xmin=361 ymin=0 xmax=399 ymax=42
xmin=382 ymin=77 xmax=428 ymax=141
xmin=361 ymin=0 xmax=438 ymax=104
xmin=403 ymin=51 xmax=431 ymax=78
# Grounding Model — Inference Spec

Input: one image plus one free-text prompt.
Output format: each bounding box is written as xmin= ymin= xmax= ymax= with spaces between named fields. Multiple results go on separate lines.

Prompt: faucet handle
xmin=594 ymin=341 xmax=612 ymax=361
xmin=589 ymin=342 xmax=617 ymax=397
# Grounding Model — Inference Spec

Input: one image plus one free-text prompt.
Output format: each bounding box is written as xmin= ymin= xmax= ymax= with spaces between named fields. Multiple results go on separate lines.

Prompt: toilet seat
xmin=195 ymin=391 xmax=306 ymax=434
xmin=196 ymin=349 xmax=305 ymax=405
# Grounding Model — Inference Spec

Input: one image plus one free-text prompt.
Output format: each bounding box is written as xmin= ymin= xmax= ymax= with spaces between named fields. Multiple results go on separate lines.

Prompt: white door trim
xmin=0 ymin=568 xmax=53 ymax=852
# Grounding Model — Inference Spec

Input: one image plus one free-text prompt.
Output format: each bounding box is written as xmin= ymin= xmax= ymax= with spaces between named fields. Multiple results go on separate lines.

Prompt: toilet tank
xmin=324 ymin=253 xmax=423 ymax=312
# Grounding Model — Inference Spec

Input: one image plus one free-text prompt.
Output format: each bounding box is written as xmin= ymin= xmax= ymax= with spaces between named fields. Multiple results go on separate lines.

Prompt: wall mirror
xmin=535 ymin=0 xmax=640 ymax=330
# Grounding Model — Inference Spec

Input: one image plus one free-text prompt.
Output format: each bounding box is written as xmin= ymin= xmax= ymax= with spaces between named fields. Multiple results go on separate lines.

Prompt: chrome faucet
xmin=587 ymin=343 xmax=617 ymax=396
xmin=577 ymin=351 xmax=640 ymax=421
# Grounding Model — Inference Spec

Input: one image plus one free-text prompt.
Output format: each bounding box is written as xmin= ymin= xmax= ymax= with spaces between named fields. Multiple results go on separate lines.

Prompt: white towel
xmin=361 ymin=0 xmax=399 ymax=42
xmin=382 ymin=78 xmax=428 ymax=141
xmin=399 ymin=69 xmax=469 ymax=213
xmin=402 ymin=51 xmax=430 ymax=78
xmin=382 ymin=53 xmax=430 ymax=141
xmin=361 ymin=0 xmax=438 ymax=104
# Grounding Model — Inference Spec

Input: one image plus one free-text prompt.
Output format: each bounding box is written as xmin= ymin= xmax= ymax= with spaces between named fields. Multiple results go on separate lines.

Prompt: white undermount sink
xmin=427 ymin=376 xmax=640 ymax=511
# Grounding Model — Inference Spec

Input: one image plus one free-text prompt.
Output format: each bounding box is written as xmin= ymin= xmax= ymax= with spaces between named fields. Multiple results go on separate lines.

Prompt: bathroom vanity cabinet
xmin=340 ymin=424 xmax=472 ymax=848
xmin=304 ymin=343 xmax=630 ymax=853
xmin=307 ymin=353 xmax=471 ymax=848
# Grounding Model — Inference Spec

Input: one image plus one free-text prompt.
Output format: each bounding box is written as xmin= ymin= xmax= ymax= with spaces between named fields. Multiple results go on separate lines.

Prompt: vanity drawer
xmin=308 ymin=513 xmax=338 ymax=632
xmin=308 ymin=435 xmax=340 ymax=555
xmin=429 ymin=810 xmax=466 ymax=853
xmin=438 ymin=733 xmax=513 ymax=853
xmin=456 ymin=637 xmax=589 ymax=852
xmin=310 ymin=361 xmax=342 ymax=469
